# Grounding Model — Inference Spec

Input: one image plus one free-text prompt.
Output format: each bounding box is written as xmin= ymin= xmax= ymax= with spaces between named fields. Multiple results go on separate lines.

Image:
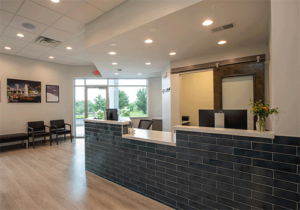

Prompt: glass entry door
xmin=85 ymin=87 xmax=108 ymax=119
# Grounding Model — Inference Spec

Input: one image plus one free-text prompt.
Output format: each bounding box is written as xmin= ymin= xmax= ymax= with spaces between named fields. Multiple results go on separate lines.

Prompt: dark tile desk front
xmin=85 ymin=122 xmax=300 ymax=210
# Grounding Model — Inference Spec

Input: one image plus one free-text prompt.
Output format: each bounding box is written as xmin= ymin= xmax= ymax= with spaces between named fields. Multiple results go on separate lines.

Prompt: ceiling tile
xmin=72 ymin=59 xmax=94 ymax=65
xmin=0 ymin=24 xmax=6 ymax=34
xmin=25 ymin=43 xmax=52 ymax=53
xmin=52 ymin=16 xmax=84 ymax=35
xmin=73 ymin=49 xmax=89 ymax=57
xmin=41 ymin=27 xmax=73 ymax=42
xmin=47 ymin=48 xmax=72 ymax=57
xmin=66 ymin=1 xmax=104 ymax=24
xmin=54 ymin=42 xmax=83 ymax=52
xmin=30 ymin=0 xmax=81 ymax=15
xmin=17 ymin=1 xmax=62 ymax=26
xmin=9 ymin=15 xmax=48 ymax=34
xmin=0 ymin=43 xmax=22 ymax=55
xmin=66 ymin=36 xmax=85 ymax=47
xmin=17 ymin=48 xmax=45 ymax=58
xmin=55 ymin=57 xmax=77 ymax=64
xmin=0 ymin=0 xmax=24 ymax=13
xmin=0 ymin=36 xmax=28 ymax=47
xmin=84 ymin=0 xmax=126 ymax=12
xmin=0 ymin=9 xmax=14 ymax=25
xmin=66 ymin=54 xmax=87 ymax=60
xmin=2 ymin=26 xmax=37 ymax=42
xmin=77 ymin=30 xmax=85 ymax=38
xmin=37 ymin=53 xmax=63 ymax=62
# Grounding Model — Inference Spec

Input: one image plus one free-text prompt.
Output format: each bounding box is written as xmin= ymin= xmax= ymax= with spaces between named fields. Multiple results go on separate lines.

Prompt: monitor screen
xmin=199 ymin=110 xmax=247 ymax=130
xmin=106 ymin=109 xmax=118 ymax=121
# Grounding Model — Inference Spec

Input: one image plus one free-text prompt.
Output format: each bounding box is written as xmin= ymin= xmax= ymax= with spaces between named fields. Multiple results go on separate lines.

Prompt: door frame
xmin=84 ymin=86 xmax=109 ymax=118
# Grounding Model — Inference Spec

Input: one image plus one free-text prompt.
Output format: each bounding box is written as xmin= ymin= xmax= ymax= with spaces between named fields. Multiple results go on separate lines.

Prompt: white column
xmin=269 ymin=0 xmax=300 ymax=137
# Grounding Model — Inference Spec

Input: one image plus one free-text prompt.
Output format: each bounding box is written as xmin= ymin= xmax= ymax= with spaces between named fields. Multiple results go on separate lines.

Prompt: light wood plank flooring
xmin=0 ymin=139 xmax=172 ymax=210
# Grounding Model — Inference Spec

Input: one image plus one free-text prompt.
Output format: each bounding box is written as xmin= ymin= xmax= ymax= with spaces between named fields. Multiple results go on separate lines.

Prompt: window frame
xmin=73 ymin=78 xmax=148 ymax=119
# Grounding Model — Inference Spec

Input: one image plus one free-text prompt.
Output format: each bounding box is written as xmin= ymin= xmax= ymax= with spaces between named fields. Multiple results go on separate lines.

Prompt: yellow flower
xmin=262 ymin=107 xmax=268 ymax=110
xmin=251 ymin=108 xmax=254 ymax=111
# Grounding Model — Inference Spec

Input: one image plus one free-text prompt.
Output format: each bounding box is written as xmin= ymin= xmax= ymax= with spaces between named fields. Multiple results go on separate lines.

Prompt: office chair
xmin=138 ymin=120 xmax=153 ymax=130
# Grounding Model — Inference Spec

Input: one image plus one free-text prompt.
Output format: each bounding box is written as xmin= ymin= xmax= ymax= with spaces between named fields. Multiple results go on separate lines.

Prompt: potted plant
xmin=249 ymin=99 xmax=278 ymax=132
xmin=96 ymin=110 xmax=104 ymax=119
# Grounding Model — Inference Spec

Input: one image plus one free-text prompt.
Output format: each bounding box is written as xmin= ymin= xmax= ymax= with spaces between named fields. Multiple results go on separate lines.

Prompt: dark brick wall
xmin=85 ymin=122 xmax=300 ymax=210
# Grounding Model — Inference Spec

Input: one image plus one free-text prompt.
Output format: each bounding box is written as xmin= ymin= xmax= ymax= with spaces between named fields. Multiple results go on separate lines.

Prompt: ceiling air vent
xmin=211 ymin=23 xmax=235 ymax=33
xmin=34 ymin=36 xmax=61 ymax=48
xmin=117 ymin=69 xmax=123 ymax=72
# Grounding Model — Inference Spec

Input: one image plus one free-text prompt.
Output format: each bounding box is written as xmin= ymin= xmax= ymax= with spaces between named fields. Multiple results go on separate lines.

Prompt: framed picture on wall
xmin=46 ymin=85 xmax=59 ymax=103
xmin=7 ymin=78 xmax=41 ymax=103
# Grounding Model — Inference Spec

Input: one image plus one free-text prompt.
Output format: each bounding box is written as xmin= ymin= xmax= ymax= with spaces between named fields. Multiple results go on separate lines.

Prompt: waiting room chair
xmin=28 ymin=121 xmax=52 ymax=149
xmin=138 ymin=120 xmax=153 ymax=130
xmin=50 ymin=119 xmax=72 ymax=145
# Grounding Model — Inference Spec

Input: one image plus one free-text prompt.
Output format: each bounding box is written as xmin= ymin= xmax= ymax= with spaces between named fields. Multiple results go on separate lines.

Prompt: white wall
xmin=269 ymin=0 xmax=300 ymax=137
xmin=148 ymin=77 xmax=162 ymax=119
xmin=180 ymin=70 xmax=214 ymax=126
xmin=0 ymin=54 xmax=72 ymax=136
xmin=0 ymin=53 xmax=163 ymax=135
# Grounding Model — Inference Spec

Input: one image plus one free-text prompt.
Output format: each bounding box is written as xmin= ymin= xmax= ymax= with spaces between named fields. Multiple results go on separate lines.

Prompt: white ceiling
xmin=86 ymin=0 xmax=270 ymax=78
xmin=0 ymin=0 xmax=126 ymax=65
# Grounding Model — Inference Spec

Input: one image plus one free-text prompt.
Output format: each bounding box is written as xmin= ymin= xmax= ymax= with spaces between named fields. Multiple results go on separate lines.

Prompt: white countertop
xmin=84 ymin=117 xmax=131 ymax=125
xmin=123 ymin=129 xmax=175 ymax=146
xmin=173 ymin=125 xmax=275 ymax=139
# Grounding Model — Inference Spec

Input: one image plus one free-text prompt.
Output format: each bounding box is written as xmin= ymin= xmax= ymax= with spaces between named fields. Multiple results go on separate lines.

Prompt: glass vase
xmin=256 ymin=116 xmax=265 ymax=132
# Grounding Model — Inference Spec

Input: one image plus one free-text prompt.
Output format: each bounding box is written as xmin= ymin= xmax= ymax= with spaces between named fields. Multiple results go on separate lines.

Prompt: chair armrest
xmin=28 ymin=127 xmax=34 ymax=135
xmin=51 ymin=125 xmax=57 ymax=132
xmin=65 ymin=123 xmax=71 ymax=130
xmin=44 ymin=125 xmax=51 ymax=132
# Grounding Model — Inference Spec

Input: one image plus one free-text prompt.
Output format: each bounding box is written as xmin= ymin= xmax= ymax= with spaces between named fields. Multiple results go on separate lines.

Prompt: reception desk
xmin=84 ymin=119 xmax=299 ymax=210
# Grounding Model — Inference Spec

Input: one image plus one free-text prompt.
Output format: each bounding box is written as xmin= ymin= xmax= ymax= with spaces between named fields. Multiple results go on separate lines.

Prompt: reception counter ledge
xmin=84 ymin=120 xmax=300 ymax=210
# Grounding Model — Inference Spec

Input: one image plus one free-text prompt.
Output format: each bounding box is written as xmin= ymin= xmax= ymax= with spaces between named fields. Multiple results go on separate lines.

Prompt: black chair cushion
xmin=0 ymin=133 xmax=28 ymax=143
xmin=51 ymin=129 xmax=71 ymax=135
xmin=28 ymin=121 xmax=45 ymax=132
xmin=50 ymin=120 xmax=65 ymax=129
xmin=138 ymin=120 xmax=153 ymax=130
xmin=28 ymin=132 xmax=50 ymax=137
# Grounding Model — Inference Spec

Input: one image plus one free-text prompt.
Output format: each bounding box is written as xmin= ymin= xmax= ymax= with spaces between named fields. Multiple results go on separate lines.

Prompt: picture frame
xmin=46 ymin=85 xmax=59 ymax=103
xmin=7 ymin=78 xmax=41 ymax=103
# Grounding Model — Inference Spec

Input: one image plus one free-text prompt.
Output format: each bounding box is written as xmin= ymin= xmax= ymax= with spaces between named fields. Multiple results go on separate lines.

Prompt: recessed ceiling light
xmin=4 ymin=46 xmax=11 ymax=50
xmin=144 ymin=39 xmax=153 ymax=44
xmin=112 ymin=62 xmax=118 ymax=65
xmin=109 ymin=52 xmax=116 ymax=55
xmin=114 ymin=73 xmax=119 ymax=75
xmin=138 ymin=73 xmax=142 ymax=75
xmin=17 ymin=33 xmax=24 ymax=37
xmin=170 ymin=52 xmax=176 ymax=55
xmin=66 ymin=46 xmax=72 ymax=50
xmin=145 ymin=62 xmax=151 ymax=65
xmin=202 ymin=20 xmax=213 ymax=26
xmin=110 ymin=43 xmax=117 ymax=46
xmin=49 ymin=56 xmax=54 ymax=59
xmin=51 ymin=0 xmax=60 ymax=3
xmin=218 ymin=40 xmax=227 ymax=45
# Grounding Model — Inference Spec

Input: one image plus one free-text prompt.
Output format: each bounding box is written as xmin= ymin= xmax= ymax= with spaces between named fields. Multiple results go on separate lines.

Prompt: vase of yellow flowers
xmin=249 ymin=99 xmax=278 ymax=132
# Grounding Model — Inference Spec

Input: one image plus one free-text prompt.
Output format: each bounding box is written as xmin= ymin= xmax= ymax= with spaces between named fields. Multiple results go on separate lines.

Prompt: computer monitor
xmin=199 ymin=110 xmax=247 ymax=130
xmin=106 ymin=109 xmax=118 ymax=121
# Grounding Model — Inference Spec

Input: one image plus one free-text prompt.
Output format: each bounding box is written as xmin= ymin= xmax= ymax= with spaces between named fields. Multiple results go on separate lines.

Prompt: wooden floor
xmin=0 ymin=139 xmax=172 ymax=210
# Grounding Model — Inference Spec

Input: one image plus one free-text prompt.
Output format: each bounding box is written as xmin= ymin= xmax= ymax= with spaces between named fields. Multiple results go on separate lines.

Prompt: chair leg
xmin=64 ymin=134 xmax=66 ymax=140
xmin=32 ymin=137 xmax=35 ymax=149
xmin=44 ymin=137 xmax=46 ymax=144
xmin=56 ymin=134 xmax=58 ymax=145
xmin=50 ymin=134 xmax=52 ymax=146
xmin=70 ymin=131 xmax=72 ymax=143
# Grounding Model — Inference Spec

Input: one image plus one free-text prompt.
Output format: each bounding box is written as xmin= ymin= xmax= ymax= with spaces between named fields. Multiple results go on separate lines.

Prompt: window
xmin=108 ymin=79 xmax=148 ymax=117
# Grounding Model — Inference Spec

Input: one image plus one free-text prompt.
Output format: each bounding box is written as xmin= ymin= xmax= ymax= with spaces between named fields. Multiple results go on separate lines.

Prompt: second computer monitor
xmin=106 ymin=109 xmax=118 ymax=121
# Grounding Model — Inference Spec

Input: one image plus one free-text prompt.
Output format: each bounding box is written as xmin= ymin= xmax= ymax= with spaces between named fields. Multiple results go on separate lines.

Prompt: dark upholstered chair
xmin=50 ymin=120 xmax=72 ymax=145
xmin=28 ymin=121 xmax=52 ymax=149
xmin=138 ymin=120 xmax=153 ymax=130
